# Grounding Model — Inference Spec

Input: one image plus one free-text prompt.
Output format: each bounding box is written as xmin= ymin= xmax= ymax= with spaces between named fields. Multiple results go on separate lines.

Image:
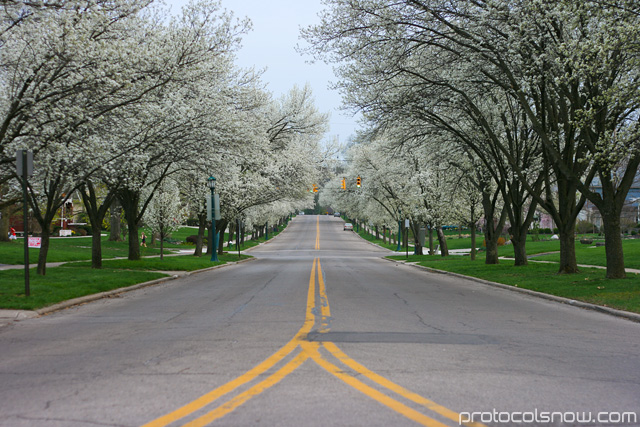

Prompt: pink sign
xmin=28 ymin=237 xmax=41 ymax=248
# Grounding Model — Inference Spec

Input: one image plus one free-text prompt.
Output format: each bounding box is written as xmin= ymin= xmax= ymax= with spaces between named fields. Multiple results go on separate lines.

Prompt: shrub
xmin=576 ymin=220 xmax=597 ymax=234
xmin=186 ymin=235 xmax=206 ymax=245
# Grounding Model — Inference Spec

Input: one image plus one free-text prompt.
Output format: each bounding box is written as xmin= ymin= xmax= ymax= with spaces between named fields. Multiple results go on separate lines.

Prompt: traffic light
xmin=356 ymin=176 xmax=361 ymax=188
xmin=341 ymin=178 xmax=346 ymax=190
xmin=313 ymin=184 xmax=318 ymax=193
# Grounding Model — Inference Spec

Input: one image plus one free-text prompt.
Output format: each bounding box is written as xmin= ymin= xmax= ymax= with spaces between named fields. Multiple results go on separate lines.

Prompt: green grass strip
xmin=387 ymin=255 xmax=640 ymax=314
xmin=0 ymin=267 xmax=166 ymax=311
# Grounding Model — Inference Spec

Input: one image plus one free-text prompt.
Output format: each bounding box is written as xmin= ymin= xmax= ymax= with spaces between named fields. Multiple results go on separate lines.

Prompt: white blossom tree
xmin=142 ymin=178 xmax=188 ymax=260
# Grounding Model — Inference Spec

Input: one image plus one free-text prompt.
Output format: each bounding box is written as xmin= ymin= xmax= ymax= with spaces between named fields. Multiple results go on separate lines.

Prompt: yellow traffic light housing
xmin=356 ymin=176 xmax=361 ymax=188
xmin=341 ymin=178 xmax=346 ymax=190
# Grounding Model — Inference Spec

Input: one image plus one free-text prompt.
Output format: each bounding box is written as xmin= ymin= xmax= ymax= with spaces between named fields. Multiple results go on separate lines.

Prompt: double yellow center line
xmin=142 ymin=218 xmax=484 ymax=427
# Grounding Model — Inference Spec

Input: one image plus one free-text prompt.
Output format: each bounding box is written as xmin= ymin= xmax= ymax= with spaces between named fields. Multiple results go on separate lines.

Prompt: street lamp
xmin=207 ymin=176 xmax=218 ymax=262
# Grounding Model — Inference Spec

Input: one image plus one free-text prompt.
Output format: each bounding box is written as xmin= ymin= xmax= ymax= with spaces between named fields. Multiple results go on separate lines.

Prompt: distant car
xmin=299 ymin=212 xmax=305 ymax=215
xmin=343 ymin=223 xmax=353 ymax=231
xmin=333 ymin=212 xmax=341 ymax=217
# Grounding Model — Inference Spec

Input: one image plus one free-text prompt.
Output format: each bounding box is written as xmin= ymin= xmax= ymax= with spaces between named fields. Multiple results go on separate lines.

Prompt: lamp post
xmin=207 ymin=176 xmax=218 ymax=262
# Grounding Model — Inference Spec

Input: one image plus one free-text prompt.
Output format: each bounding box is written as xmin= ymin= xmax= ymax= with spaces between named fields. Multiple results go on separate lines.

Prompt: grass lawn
xmin=0 ymin=223 xmax=290 ymax=311
xmin=385 ymin=255 xmax=640 ymax=314
xmin=353 ymin=225 xmax=640 ymax=314
xmin=0 ymin=267 xmax=167 ymax=311
xmin=0 ymin=236 xmax=182 ymax=264
xmin=0 ymin=253 xmax=253 ymax=311
xmin=531 ymin=239 xmax=640 ymax=269
xmin=361 ymin=226 xmax=640 ymax=269
xmin=68 ymin=253 xmax=252 ymax=271
xmin=0 ymin=222 xmax=286 ymax=266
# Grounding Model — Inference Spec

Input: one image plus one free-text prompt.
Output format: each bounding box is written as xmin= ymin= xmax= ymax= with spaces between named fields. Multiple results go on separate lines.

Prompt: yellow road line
xmin=316 ymin=259 xmax=331 ymax=333
xmin=142 ymin=253 xmax=483 ymax=427
xmin=301 ymin=341 xmax=449 ymax=427
xmin=141 ymin=338 xmax=301 ymax=427
xmin=141 ymin=259 xmax=319 ymax=427
xmin=183 ymin=351 xmax=309 ymax=427
xmin=322 ymin=342 xmax=486 ymax=427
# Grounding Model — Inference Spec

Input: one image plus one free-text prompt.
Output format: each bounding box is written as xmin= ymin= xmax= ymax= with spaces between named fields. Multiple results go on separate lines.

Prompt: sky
xmin=168 ymin=0 xmax=360 ymax=145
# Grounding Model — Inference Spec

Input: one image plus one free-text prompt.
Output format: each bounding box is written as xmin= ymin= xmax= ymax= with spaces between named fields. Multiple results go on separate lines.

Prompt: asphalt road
xmin=0 ymin=215 xmax=639 ymax=427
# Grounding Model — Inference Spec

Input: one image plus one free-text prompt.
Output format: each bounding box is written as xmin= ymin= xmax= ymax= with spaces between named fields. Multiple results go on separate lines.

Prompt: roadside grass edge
xmin=383 ymin=258 xmax=640 ymax=323
xmin=28 ymin=257 xmax=256 ymax=317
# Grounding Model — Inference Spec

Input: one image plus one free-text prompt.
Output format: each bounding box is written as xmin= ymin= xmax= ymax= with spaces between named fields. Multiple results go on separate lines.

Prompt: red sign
xmin=28 ymin=237 xmax=41 ymax=248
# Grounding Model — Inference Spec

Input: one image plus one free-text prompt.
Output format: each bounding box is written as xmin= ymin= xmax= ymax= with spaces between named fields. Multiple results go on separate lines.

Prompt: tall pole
xmin=208 ymin=176 xmax=218 ymax=262
xmin=21 ymin=151 xmax=30 ymax=297
xmin=237 ymin=218 xmax=241 ymax=259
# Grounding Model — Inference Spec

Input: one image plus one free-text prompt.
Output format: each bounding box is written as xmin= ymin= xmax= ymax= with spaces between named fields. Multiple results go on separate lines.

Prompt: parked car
xmin=333 ymin=212 xmax=341 ymax=217
xmin=343 ymin=223 xmax=353 ymax=231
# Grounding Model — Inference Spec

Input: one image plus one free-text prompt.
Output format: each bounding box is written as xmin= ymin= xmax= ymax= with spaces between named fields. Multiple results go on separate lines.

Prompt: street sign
xmin=214 ymin=194 xmax=220 ymax=221
xmin=16 ymin=150 xmax=33 ymax=176
xmin=206 ymin=194 xmax=221 ymax=221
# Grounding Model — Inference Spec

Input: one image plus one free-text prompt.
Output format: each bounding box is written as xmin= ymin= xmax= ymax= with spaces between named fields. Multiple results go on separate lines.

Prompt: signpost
xmin=405 ymin=219 xmax=410 ymax=259
xmin=16 ymin=150 xmax=33 ymax=297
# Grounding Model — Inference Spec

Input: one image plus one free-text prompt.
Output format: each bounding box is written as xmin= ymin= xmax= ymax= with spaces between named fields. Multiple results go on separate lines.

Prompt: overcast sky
xmin=168 ymin=0 xmax=360 ymax=145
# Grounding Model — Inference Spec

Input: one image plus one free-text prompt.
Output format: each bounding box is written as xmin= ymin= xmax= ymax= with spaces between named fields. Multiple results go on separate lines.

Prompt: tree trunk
xmin=481 ymin=189 xmax=508 ymax=265
xmin=109 ymin=199 xmax=123 ymax=242
xmin=91 ymin=223 xmax=103 ymax=269
xmin=601 ymin=213 xmax=626 ymax=279
xmin=194 ymin=212 xmax=206 ymax=257
xmin=0 ymin=206 xmax=10 ymax=242
xmin=557 ymin=220 xmax=579 ymax=274
xmin=382 ymin=225 xmax=387 ymax=244
xmin=118 ymin=189 xmax=141 ymax=261
xmin=484 ymin=234 xmax=499 ymax=264
xmin=36 ymin=227 xmax=51 ymax=276
xmin=411 ymin=222 xmax=423 ymax=255
xmin=428 ymin=226 xmax=434 ymax=255
xmin=127 ymin=223 xmax=140 ymax=261
xmin=217 ymin=219 xmax=228 ymax=255
xmin=436 ymin=226 xmax=448 ymax=257
xmin=79 ymin=183 xmax=115 ymax=269
xmin=511 ymin=229 xmax=528 ymax=266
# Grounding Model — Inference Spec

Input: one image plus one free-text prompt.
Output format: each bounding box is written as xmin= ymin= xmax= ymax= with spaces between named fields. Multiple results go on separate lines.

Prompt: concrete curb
xmin=0 ymin=258 xmax=256 ymax=323
xmin=384 ymin=258 xmax=640 ymax=324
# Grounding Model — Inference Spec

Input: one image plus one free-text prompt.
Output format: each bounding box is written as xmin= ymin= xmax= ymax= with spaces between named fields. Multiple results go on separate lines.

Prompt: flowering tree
xmin=142 ymin=179 xmax=188 ymax=260
xmin=304 ymin=0 xmax=640 ymax=278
